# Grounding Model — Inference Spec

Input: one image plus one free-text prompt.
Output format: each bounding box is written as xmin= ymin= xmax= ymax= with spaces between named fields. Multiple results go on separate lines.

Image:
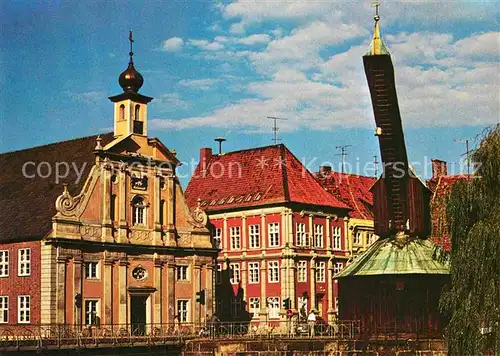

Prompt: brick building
xmin=426 ymin=159 xmax=471 ymax=252
xmin=185 ymin=145 xmax=357 ymax=326
xmin=314 ymin=166 xmax=378 ymax=254
xmin=0 ymin=41 xmax=217 ymax=332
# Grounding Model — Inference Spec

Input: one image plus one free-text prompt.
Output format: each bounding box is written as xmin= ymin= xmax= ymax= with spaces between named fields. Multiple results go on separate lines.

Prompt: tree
xmin=440 ymin=126 xmax=499 ymax=355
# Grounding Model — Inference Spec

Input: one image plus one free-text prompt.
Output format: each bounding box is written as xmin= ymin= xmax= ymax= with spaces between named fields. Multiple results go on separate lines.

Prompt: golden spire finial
xmin=365 ymin=0 xmax=389 ymax=56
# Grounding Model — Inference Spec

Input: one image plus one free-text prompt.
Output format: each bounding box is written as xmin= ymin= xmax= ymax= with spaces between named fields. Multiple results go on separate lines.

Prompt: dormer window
xmin=119 ymin=104 xmax=125 ymax=121
xmin=132 ymin=196 xmax=146 ymax=226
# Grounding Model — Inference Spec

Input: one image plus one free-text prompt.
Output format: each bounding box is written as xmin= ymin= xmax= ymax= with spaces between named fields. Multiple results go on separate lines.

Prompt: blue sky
xmin=1 ymin=1 xmax=499 ymax=186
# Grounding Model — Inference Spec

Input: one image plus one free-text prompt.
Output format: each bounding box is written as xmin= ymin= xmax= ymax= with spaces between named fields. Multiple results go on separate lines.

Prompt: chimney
xmin=200 ymin=148 xmax=212 ymax=163
xmin=431 ymin=159 xmax=448 ymax=179
xmin=319 ymin=165 xmax=332 ymax=177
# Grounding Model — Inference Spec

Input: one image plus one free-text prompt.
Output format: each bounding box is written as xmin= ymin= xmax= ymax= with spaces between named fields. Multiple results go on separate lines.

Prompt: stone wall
xmin=183 ymin=338 xmax=448 ymax=356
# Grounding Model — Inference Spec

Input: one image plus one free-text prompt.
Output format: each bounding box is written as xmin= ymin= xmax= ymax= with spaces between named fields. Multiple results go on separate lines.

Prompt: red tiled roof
xmin=314 ymin=171 xmax=376 ymax=219
xmin=185 ymin=145 xmax=350 ymax=212
xmin=0 ymin=133 xmax=115 ymax=242
xmin=426 ymin=174 xmax=471 ymax=251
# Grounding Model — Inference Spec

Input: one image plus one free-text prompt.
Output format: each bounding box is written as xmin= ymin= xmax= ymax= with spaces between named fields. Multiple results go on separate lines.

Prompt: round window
xmin=132 ymin=266 xmax=147 ymax=281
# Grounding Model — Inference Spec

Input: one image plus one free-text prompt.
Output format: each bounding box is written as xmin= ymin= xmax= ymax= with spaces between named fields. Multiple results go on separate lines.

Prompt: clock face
xmin=132 ymin=266 xmax=147 ymax=281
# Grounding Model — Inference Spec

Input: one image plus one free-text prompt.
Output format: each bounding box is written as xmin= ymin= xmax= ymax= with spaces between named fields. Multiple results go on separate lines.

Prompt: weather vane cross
xmin=128 ymin=30 xmax=134 ymax=61
xmin=372 ymin=0 xmax=380 ymax=20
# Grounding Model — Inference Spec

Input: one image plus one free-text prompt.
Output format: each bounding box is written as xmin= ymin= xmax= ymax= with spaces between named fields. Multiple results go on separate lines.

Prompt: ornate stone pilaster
xmin=103 ymin=258 xmax=113 ymax=324
xmin=222 ymin=216 xmax=228 ymax=251
xmin=241 ymin=215 xmax=247 ymax=250
xmin=326 ymin=216 xmax=331 ymax=250
xmin=192 ymin=262 xmax=201 ymax=324
xmin=167 ymin=263 xmax=176 ymax=323
xmin=309 ymin=214 xmax=314 ymax=247
xmin=166 ymin=175 xmax=176 ymax=237
xmin=118 ymin=260 xmax=128 ymax=325
xmin=153 ymin=172 xmax=162 ymax=245
xmin=154 ymin=259 xmax=163 ymax=324
xmin=260 ymin=213 xmax=267 ymax=250
xmin=101 ymin=162 xmax=113 ymax=242
xmin=241 ymin=261 xmax=247 ymax=301
xmin=118 ymin=166 xmax=128 ymax=243
xmin=344 ymin=216 xmax=350 ymax=254
xmin=259 ymin=260 xmax=267 ymax=325
xmin=56 ymin=256 xmax=67 ymax=324
xmin=309 ymin=257 xmax=316 ymax=311
xmin=73 ymin=257 xmax=83 ymax=327
xmin=280 ymin=259 xmax=287 ymax=322
xmin=205 ymin=264 xmax=214 ymax=319
xmin=327 ymin=258 xmax=335 ymax=324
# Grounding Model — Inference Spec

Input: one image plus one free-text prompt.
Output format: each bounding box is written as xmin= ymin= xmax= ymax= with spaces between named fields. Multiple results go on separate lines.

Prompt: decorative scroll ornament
xmin=55 ymin=184 xmax=84 ymax=217
xmin=190 ymin=198 xmax=208 ymax=228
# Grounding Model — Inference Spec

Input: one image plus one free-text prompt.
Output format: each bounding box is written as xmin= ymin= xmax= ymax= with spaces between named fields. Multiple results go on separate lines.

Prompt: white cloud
xmin=178 ymin=78 xmax=221 ymax=90
xmin=229 ymin=22 xmax=246 ymax=35
xmin=71 ymin=91 xmax=105 ymax=103
xmin=238 ymin=34 xmax=271 ymax=45
xmin=249 ymin=21 xmax=367 ymax=72
xmin=162 ymin=37 xmax=184 ymax=52
xmin=189 ymin=39 xmax=225 ymax=51
xmin=153 ymin=93 xmax=190 ymax=111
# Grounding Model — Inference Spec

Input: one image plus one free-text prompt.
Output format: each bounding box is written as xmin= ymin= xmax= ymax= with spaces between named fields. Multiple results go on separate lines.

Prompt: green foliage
xmin=440 ymin=126 xmax=500 ymax=355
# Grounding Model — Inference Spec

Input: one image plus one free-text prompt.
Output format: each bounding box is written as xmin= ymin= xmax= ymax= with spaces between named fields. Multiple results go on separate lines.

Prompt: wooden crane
xmin=364 ymin=3 xmax=431 ymax=238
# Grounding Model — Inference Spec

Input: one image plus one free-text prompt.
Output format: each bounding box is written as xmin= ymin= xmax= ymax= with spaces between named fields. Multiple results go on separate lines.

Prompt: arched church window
xmin=135 ymin=105 xmax=140 ymax=121
xmin=132 ymin=196 xmax=146 ymax=225
xmin=119 ymin=104 xmax=125 ymax=121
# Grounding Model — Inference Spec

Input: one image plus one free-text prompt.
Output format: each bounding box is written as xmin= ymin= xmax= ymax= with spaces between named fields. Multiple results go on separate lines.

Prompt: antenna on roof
xmin=214 ymin=137 xmax=226 ymax=154
xmin=373 ymin=155 xmax=379 ymax=177
xmin=267 ymin=116 xmax=288 ymax=145
xmin=335 ymin=145 xmax=352 ymax=174
xmin=454 ymin=138 xmax=473 ymax=174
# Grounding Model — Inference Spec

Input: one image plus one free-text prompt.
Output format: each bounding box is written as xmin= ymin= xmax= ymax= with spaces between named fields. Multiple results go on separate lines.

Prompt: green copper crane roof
xmin=335 ymin=237 xmax=450 ymax=278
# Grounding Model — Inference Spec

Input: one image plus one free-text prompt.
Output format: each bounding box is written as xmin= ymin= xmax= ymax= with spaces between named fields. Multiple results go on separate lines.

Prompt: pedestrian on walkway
xmin=307 ymin=310 xmax=316 ymax=337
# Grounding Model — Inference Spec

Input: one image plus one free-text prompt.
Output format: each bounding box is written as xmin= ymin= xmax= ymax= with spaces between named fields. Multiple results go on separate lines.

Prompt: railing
xmin=0 ymin=320 xmax=362 ymax=350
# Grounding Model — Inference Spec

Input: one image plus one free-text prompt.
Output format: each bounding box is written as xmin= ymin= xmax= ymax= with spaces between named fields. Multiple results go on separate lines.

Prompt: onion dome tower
xmin=109 ymin=31 xmax=153 ymax=137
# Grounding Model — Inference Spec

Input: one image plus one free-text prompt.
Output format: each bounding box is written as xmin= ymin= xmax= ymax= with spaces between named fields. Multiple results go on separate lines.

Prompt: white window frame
xmin=18 ymin=295 xmax=30 ymax=324
xmin=18 ymin=249 xmax=30 ymax=276
xmin=296 ymin=223 xmax=307 ymax=246
xmin=84 ymin=299 xmax=99 ymax=326
xmin=0 ymin=296 xmax=8 ymax=323
xmin=267 ymin=297 xmax=280 ymax=319
xmin=297 ymin=261 xmax=307 ymax=283
xmin=354 ymin=231 xmax=362 ymax=245
xmin=176 ymin=265 xmax=189 ymax=281
xmin=268 ymin=222 xmax=280 ymax=247
xmin=249 ymin=224 xmax=260 ymax=249
xmin=177 ymin=299 xmax=190 ymax=323
xmin=333 ymin=262 xmax=343 ymax=275
xmin=248 ymin=262 xmax=260 ymax=284
xmin=213 ymin=228 xmax=222 ymax=249
xmin=249 ymin=297 xmax=260 ymax=319
xmin=314 ymin=224 xmax=324 ymax=248
xmin=268 ymin=260 xmax=280 ymax=283
xmin=229 ymin=263 xmax=240 ymax=284
xmin=230 ymin=226 xmax=241 ymax=250
xmin=132 ymin=198 xmax=146 ymax=226
xmin=0 ymin=251 xmax=8 ymax=277
xmin=215 ymin=264 xmax=222 ymax=285
xmin=332 ymin=226 xmax=342 ymax=250
xmin=316 ymin=261 xmax=325 ymax=283
xmin=85 ymin=261 xmax=99 ymax=280
xmin=298 ymin=296 xmax=308 ymax=318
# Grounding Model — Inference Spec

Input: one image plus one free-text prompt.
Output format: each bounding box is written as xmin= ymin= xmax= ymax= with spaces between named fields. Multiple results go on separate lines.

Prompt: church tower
xmin=109 ymin=31 xmax=153 ymax=137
